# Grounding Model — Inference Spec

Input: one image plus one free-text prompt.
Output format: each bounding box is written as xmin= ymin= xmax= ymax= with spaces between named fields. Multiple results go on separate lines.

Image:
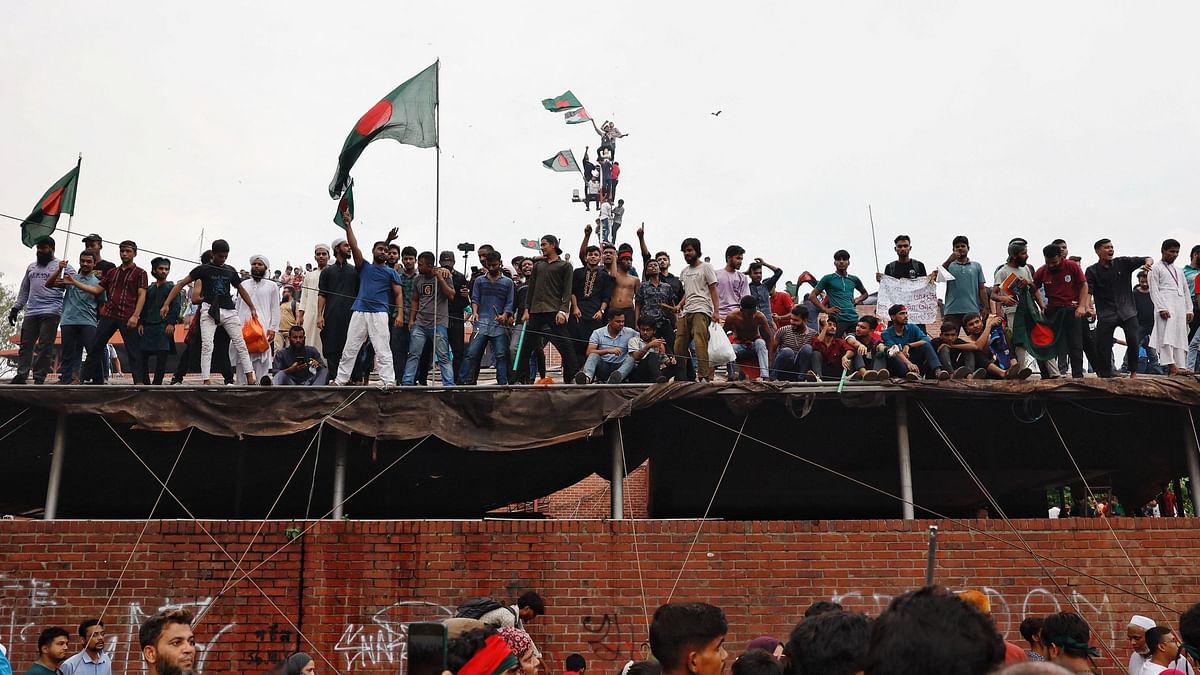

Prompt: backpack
xmin=454 ymin=597 xmax=505 ymax=620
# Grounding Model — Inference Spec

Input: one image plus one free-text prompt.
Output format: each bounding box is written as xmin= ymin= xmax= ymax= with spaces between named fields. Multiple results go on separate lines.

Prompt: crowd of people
xmin=4 ymin=588 xmax=1200 ymax=675
xmin=8 ymin=223 xmax=1200 ymax=386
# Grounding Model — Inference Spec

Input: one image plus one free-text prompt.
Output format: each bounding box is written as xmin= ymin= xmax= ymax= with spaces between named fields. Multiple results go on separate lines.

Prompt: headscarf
xmin=250 ymin=254 xmax=270 ymax=269
xmin=458 ymin=635 xmax=518 ymax=675
xmin=283 ymin=652 xmax=312 ymax=675
xmin=497 ymin=627 xmax=532 ymax=657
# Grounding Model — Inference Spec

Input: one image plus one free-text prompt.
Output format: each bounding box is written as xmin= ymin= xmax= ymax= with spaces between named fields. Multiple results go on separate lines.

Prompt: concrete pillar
xmin=332 ymin=433 xmax=348 ymax=520
xmin=44 ymin=413 xmax=68 ymax=520
xmin=896 ymin=396 xmax=914 ymax=520
xmin=609 ymin=420 xmax=625 ymax=520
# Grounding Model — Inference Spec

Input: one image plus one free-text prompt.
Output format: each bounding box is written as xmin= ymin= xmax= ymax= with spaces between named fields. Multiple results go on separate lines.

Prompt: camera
xmin=457 ymin=242 xmax=475 ymax=253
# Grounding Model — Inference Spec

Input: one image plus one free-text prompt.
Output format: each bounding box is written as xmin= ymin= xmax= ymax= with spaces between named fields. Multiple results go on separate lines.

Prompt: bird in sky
xmin=711 ymin=110 xmax=722 ymax=117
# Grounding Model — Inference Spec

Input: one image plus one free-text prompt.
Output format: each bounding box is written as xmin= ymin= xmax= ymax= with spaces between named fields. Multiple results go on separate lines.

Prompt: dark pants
xmin=835 ymin=320 xmax=857 ymax=337
xmin=143 ymin=352 xmax=170 ymax=385
xmin=447 ymin=315 xmax=465 ymax=384
xmin=773 ymin=345 xmax=812 ymax=381
xmin=391 ymin=323 xmax=411 ymax=382
xmin=888 ymin=342 xmax=943 ymax=378
xmin=59 ymin=324 xmax=96 ymax=383
xmin=628 ymin=352 xmax=662 ymax=383
xmin=1094 ymin=315 xmax=1140 ymax=377
xmin=573 ymin=315 xmax=605 ymax=361
xmin=174 ymin=320 xmax=232 ymax=383
xmin=936 ymin=345 xmax=976 ymax=371
xmin=16 ymin=314 xmax=60 ymax=382
xmin=514 ymin=312 xmax=578 ymax=382
xmin=84 ymin=316 xmax=145 ymax=384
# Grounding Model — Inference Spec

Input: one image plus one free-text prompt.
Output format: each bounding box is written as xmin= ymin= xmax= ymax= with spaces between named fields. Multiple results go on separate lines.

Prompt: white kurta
xmin=298 ymin=266 xmax=324 ymax=353
xmin=233 ymin=276 xmax=281 ymax=379
xmin=1149 ymin=259 xmax=1190 ymax=353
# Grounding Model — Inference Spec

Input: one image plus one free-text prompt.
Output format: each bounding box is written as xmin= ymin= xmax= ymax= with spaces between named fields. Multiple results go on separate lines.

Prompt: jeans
xmin=461 ymin=329 xmax=510 ymax=385
xmin=850 ymin=351 xmax=889 ymax=373
xmin=599 ymin=218 xmax=613 ymax=244
xmin=673 ymin=313 xmax=713 ymax=380
xmin=405 ymin=324 xmax=454 ymax=386
xmin=936 ymin=345 xmax=977 ymax=372
xmin=731 ymin=338 xmax=770 ymax=378
xmin=16 ymin=313 xmax=60 ymax=382
xmin=1094 ymin=315 xmax=1139 ymax=377
xmin=1187 ymin=322 xmax=1200 ymax=372
xmin=514 ymin=312 xmax=579 ymax=382
xmin=887 ymin=342 xmax=943 ymax=378
xmin=391 ymin=323 xmax=411 ymax=380
xmin=84 ymin=316 xmax=146 ymax=385
xmin=197 ymin=305 xmax=252 ymax=383
xmin=773 ymin=345 xmax=813 ymax=381
xmin=276 ymin=366 xmax=328 ymax=385
xmin=59 ymin=324 xmax=96 ymax=383
xmin=582 ymin=352 xmax=635 ymax=382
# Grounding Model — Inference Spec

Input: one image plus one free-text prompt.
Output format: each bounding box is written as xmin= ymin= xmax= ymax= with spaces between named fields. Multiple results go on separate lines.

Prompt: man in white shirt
xmin=1149 ymin=239 xmax=1194 ymax=375
xmin=1127 ymin=615 xmax=1155 ymax=675
xmin=234 ymin=254 xmax=281 ymax=383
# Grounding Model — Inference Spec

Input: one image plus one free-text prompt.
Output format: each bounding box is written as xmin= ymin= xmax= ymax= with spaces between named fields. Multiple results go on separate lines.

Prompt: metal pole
xmin=925 ymin=525 xmax=939 ymax=586
xmin=1183 ymin=410 xmax=1200 ymax=516
xmin=332 ymin=433 xmax=348 ymax=520
xmin=896 ymin=396 xmax=914 ymax=520
xmin=44 ymin=413 xmax=68 ymax=520
xmin=609 ymin=420 xmax=625 ymax=520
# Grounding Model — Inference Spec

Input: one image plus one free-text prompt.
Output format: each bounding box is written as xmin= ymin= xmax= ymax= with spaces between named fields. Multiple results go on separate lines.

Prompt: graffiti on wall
xmin=335 ymin=601 xmax=454 ymax=672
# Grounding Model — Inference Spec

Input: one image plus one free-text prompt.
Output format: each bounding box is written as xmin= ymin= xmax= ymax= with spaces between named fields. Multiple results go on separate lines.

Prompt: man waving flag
xmin=329 ymin=62 xmax=438 ymax=199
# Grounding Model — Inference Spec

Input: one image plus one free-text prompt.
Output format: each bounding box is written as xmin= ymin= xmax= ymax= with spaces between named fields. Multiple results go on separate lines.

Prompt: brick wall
xmin=0 ymin=518 xmax=1193 ymax=675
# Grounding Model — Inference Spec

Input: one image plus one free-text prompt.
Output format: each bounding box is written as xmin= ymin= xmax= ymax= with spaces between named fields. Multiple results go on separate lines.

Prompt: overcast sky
xmin=2 ymin=2 xmax=1198 ymax=288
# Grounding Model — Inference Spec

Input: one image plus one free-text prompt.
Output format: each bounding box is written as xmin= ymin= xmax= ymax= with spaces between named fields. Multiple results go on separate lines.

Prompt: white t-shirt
xmin=600 ymin=202 xmax=612 ymax=219
xmin=679 ymin=262 xmax=718 ymax=317
xmin=1141 ymin=656 xmax=1193 ymax=675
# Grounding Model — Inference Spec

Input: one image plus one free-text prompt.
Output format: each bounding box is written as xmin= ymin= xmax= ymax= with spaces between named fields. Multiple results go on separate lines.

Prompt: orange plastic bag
xmin=242 ymin=316 xmax=269 ymax=354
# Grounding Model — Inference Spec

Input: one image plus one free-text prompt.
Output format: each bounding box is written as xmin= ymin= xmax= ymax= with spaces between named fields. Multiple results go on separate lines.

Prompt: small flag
xmin=564 ymin=107 xmax=591 ymax=125
xmin=1010 ymin=287 xmax=1070 ymax=361
xmin=541 ymin=90 xmax=581 ymax=112
xmin=542 ymin=150 xmax=580 ymax=173
xmin=520 ymin=239 xmax=540 ymax=250
xmin=329 ymin=62 xmax=438 ymax=199
xmin=333 ymin=182 xmax=354 ymax=229
xmin=21 ymin=163 xmax=80 ymax=248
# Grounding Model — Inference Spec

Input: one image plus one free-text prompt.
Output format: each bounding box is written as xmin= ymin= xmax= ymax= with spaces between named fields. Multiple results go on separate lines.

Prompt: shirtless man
xmin=580 ymin=225 xmax=639 ymax=327
xmin=723 ymin=295 xmax=773 ymax=380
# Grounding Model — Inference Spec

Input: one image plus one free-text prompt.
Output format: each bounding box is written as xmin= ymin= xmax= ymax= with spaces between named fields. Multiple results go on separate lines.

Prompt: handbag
xmin=242 ymin=316 xmax=270 ymax=354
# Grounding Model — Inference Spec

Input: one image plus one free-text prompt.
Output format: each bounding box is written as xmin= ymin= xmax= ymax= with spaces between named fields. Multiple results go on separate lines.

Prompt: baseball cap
xmin=82 ymin=233 xmax=103 ymax=243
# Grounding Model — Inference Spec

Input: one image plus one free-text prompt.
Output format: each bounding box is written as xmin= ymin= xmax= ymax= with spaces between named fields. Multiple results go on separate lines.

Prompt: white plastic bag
xmin=707 ymin=322 xmax=736 ymax=366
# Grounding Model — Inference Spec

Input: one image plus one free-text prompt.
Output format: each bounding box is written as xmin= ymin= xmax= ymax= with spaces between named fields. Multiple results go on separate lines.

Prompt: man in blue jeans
xmin=771 ymin=305 xmax=814 ymax=381
xmin=460 ymin=251 xmax=515 ymax=384
xmin=880 ymin=304 xmax=951 ymax=381
xmin=575 ymin=311 xmax=637 ymax=384
xmin=723 ymin=295 xmax=772 ymax=381
xmin=404 ymin=252 xmax=457 ymax=386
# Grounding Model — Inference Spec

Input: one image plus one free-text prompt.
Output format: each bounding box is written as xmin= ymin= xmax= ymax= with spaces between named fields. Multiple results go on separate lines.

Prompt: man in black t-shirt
xmin=272 ymin=325 xmax=327 ymax=385
xmin=878 ymin=234 xmax=929 ymax=281
xmin=161 ymin=239 xmax=259 ymax=384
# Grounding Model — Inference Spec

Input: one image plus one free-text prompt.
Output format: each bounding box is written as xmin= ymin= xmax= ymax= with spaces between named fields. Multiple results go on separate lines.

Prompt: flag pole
xmin=60 ymin=153 xmax=82 ymax=278
xmin=868 ymin=204 xmax=880 ymax=275
xmin=434 ymin=58 xmax=443 ymax=382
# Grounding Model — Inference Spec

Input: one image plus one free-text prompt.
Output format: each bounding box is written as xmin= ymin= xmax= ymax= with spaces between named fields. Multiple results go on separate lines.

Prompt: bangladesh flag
xmin=541 ymin=90 xmax=581 ymax=112
xmin=564 ymin=107 xmax=591 ymax=125
xmin=333 ymin=181 xmax=354 ymax=229
xmin=21 ymin=162 xmax=80 ymax=248
xmin=329 ymin=62 xmax=438 ymax=199
xmin=1009 ymin=287 xmax=1071 ymax=361
xmin=542 ymin=150 xmax=580 ymax=173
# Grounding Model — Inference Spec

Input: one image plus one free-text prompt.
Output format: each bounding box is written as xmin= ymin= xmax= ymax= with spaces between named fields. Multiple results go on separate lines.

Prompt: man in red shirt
xmin=1033 ymin=243 xmax=1091 ymax=378
xmin=82 ymin=240 xmax=148 ymax=384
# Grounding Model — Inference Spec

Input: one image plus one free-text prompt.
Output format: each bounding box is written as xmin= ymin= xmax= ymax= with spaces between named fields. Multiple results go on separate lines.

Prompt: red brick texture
xmin=496 ymin=463 xmax=650 ymax=519
xmin=0 ymin=518 xmax=1191 ymax=675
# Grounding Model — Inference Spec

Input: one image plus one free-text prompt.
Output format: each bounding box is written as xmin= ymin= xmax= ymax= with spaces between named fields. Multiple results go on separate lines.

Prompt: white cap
xmin=1129 ymin=615 xmax=1156 ymax=630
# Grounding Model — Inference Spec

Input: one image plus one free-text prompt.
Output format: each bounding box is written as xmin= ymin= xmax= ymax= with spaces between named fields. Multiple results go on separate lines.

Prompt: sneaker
xmin=862 ymin=370 xmax=877 ymax=381
xmin=970 ymin=368 xmax=988 ymax=380
xmin=952 ymin=366 xmax=970 ymax=379
xmin=169 ymin=378 xmax=183 ymax=385
xmin=606 ymin=371 xmax=624 ymax=384
xmin=936 ymin=369 xmax=952 ymax=381
xmin=804 ymin=371 xmax=820 ymax=382
xmin=8 ymin=375 xmax=26 ymax=385
xmin=904 ymin=371 xmax=921 ymax=382
xmin=1017 ymin=367 xmax=1033 ymax=380
xmin=259 ymin=376 xmax=272 ymax=386
xmin=654 ymin=375 xmax=669 ymax=384
xmin=573 ymin=372 xmax=589 ymax=385
xmin=849 ymin=371 xmax=863 ymax=382
xmin=876 ymin=369 xmax=890 ymax=380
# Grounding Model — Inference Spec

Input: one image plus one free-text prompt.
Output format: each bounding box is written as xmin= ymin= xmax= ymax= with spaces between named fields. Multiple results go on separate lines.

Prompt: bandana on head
xmin=497 ymin=627 xmax=532 ymax=657
xmin=458 ymin=635 xmax=518 ymax=675
xmin=1045 ymin=634 xmax=1100 ymax=658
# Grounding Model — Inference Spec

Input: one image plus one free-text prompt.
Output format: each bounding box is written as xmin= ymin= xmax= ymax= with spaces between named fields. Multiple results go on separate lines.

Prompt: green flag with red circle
xmin=21 ymin=163 xmax=80 ymax=248
xmin=329 ymin=62 xmax=438 ymax=199
xmin=1010 ymin=287 xmax=1071 ymax=361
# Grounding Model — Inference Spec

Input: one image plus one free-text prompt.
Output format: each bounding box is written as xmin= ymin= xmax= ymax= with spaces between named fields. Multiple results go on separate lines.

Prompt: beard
xmin=251 ymin=269 xmax=265 ymax=280
xmin=36 ymin=252 xmax=53 ymax=265
xmin=157 ymin=656 xmax=196 ymax=675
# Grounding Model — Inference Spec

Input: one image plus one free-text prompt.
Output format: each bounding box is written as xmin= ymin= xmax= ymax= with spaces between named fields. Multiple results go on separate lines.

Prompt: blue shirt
xmin=945 ymin=260 xmax=985 ymax=315
xmin=17 ymin=259 xmax=69 ymax=317
xmin=471 ymin=274 xmax=515 ymax=337
xmin=351 ymin=263 xmax=403 ymax=313
xmin=815 ymin=272 xmax=865 ymax=322
xmin=60 ymin=651 xmax=111 ymax=675
xmin=60 ymin=272 xmax=104 ymax=326
xmin=589 ymin=325 xmax=637 ymax=364
xmin=881 ymin=322 xmax=931 ymax=348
